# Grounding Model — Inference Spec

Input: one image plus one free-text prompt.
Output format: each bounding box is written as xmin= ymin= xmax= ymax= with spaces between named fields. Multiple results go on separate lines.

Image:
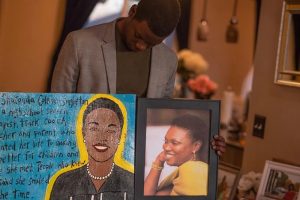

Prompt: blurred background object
xmin=197 ymin=0 xmax=209 ymax=41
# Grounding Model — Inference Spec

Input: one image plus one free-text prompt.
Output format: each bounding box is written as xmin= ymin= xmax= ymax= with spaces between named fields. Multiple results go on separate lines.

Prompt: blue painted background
xmin=0 ymin=92 xmax=136 ymax=200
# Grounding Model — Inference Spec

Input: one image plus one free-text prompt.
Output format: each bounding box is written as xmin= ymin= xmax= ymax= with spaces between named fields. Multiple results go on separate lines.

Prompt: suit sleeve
xmin=51 ymin=33 xmax=79 ymax=93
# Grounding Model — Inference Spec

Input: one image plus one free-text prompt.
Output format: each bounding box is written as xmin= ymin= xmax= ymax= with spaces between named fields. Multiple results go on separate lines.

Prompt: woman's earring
xmin=193 ymin=151 xmax=196 ymax=161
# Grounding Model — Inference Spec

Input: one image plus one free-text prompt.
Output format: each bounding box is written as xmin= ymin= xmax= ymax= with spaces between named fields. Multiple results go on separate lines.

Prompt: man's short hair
xmin=135 ymin=0 xmax=181 ymax=37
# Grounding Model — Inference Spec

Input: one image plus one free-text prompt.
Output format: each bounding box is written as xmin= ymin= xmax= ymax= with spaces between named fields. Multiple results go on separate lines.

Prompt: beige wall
xmin=189 ymin=0 xmax=256 ymax=98
xmin=0 ymin=0 xmax=65 ymax=92
xmin=0 ymin=0 xmax=255 ymax=95
xmin=242 ymin=0 xmax=300 ymax=172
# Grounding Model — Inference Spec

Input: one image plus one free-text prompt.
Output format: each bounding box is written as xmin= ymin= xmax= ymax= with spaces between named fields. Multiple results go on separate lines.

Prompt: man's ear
xmin=128 ymin=4 xmax=137 ymax=18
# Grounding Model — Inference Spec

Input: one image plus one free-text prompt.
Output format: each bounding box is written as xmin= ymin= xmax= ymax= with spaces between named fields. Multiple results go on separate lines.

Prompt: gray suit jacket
xmin=51 ymin=20 xmax=178 ymax=98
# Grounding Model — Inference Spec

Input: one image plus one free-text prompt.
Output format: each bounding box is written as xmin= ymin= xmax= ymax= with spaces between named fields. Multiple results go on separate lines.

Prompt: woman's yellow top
xmin=158 ymin=160 xmax=208 ymax=196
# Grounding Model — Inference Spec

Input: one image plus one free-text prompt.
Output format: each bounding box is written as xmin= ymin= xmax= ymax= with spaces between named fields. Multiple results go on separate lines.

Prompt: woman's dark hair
xmin=171 ymin=114 xmax=209 ymax=162
xmin=82 ymin=98 xmax=124 ymax=134
xmin=134 ymin=0 xmax=181 ymax=37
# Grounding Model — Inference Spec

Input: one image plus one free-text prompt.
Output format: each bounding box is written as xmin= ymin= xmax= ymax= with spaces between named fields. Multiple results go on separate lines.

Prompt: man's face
xmin=123 ymin=19 xmax=165 ymax=51
xmin=83 ymin=108 xmax=121 ymax=162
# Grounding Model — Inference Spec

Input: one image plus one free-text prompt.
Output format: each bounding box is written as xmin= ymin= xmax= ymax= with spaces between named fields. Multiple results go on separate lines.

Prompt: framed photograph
xmin=257 ymin=160 xmax=300 ymax=200
xmin=217 ymin=162 xmax=240 ymax=200
xmin=135 ymin=98 xmax=220 ymax=199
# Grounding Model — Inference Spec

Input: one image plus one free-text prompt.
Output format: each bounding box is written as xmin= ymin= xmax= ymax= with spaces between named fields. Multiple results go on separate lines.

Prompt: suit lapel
xmin=101 ymin=21 xmax=117 ymax=94
xmin=147 ymin=46 xmax=162 ymax=98
xmin=102 ymin=43 xmax=116 ymax=93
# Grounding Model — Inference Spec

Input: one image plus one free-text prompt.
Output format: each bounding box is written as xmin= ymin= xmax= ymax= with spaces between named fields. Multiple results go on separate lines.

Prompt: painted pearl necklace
xmin=86 ymin=163 xmax=115 ymax=180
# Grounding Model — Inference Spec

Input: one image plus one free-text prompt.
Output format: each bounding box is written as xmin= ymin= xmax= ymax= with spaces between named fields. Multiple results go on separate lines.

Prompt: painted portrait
xmin=0 ymin=93 xmax=135 ymax=200
xmin=47 ymin=94 xmax=135 ymax=200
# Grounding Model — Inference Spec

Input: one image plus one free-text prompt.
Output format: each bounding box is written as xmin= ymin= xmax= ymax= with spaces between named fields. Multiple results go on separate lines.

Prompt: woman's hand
xmin=211 ymin=135 xmax=226 ymax=156
xmin=144 ymin=151 xmax=166 ymax=195
xmin=155 ymin=151 xmax=167 ymax=166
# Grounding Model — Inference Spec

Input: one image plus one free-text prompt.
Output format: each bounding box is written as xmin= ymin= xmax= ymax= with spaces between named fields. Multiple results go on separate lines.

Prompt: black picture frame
xmin=135 ymin=98 xmax=220 ymax=200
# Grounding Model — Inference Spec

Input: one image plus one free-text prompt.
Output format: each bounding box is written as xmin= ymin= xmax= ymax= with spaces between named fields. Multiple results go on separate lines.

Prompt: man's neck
xmin=116 ymin=18 xmax=126 ymax=39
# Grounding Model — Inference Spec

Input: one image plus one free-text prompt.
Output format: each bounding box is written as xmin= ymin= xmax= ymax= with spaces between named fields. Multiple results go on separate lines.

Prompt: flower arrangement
xmin=177 ymin=49 xmax=208 ymax=82
xmin=187 ymin=74 xmax=218 ymax=99
xmin=175 ymin=49 xmax=218 ymax=99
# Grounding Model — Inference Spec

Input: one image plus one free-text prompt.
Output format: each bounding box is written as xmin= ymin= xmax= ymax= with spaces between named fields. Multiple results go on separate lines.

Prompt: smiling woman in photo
xmin=49 ymin=96 xmax=133 ymax=200
xmin=144 ymin=114 xmax=209 ymax=196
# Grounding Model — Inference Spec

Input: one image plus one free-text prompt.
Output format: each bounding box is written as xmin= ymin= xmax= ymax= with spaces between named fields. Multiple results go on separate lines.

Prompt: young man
xmin=51 ymin=0 xmax=180 ymax=98
xmin=51 ymin=0 xmax=226 ymax=155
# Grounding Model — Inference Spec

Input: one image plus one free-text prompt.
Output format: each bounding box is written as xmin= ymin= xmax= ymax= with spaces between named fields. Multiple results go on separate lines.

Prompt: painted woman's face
xmin=163 ymin=126 xmax=201 ymax=166
xmin=84 ymin=108 xmax=121 ymax=162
